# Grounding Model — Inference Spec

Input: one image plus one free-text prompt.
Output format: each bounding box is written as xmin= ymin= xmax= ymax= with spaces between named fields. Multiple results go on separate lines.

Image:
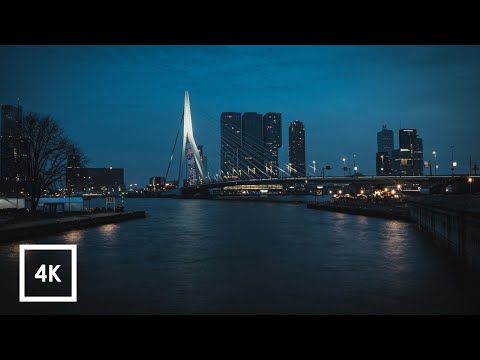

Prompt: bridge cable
xmin=165 ymin=111 xmax=184 ymax=183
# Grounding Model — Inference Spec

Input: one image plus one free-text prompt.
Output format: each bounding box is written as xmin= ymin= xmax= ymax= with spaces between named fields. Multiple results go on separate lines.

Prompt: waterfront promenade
xmin=0 ymin=211 xmax=146 ymax=241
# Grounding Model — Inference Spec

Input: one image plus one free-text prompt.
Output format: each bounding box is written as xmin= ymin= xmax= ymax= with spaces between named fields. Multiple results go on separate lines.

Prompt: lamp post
xmin=342 ymin=158 xmax=346 ymax=176
xmin=313 ymin=160 xmax=316 ymax=176
xmin=469 ymin=177 xmax=473 ymax=193
xmin=432 ymin=151 xmax=437 ymax=176
xmin=380 ymin=154 xmax=384 ymax=175
xmin=353 ymin=155 xmax=357 ymax=175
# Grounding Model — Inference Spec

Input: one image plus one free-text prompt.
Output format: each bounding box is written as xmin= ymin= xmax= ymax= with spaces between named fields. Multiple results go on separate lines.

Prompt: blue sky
xmin=1 ymin=45 xmax=479 ymax=184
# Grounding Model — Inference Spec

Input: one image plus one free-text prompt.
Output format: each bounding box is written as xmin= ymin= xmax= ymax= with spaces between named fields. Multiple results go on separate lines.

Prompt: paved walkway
xmin=0 ymin=212 xmax=129 ymax=231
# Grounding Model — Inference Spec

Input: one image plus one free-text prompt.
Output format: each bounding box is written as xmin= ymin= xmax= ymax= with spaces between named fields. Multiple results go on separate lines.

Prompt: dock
xmin=0 ymin=211 xmax=146 ymax=241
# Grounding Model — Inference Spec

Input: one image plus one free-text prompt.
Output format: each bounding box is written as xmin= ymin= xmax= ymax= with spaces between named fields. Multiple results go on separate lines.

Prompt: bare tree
xmin=16 ymin=112 xmax=87 ymax=212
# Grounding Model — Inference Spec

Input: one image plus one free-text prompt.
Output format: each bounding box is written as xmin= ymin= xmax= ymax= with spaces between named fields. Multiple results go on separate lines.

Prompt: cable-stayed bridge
xmin=165 ymin=91 xmax=477 ymax=198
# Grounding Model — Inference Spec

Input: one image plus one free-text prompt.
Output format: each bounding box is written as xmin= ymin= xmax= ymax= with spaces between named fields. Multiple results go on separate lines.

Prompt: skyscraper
xmin=376 ymin=125 xmax=394 ymax=175
xmin=392 ymin=129 xmax=424 ymax=176
xmin=263 ymin=112 xmax=282 ymax=177
xmin=289 ymin=120 xmax=305 ymax=177
xmin=241 ymin=112 xmax=264 ymax=179
xmin=0 ymin=104 xmax=23 ymax=195
xmin=220 ymin=112 xmax=242 ymax=180
xmin=377 ymin=125 xmax=394 ymax=153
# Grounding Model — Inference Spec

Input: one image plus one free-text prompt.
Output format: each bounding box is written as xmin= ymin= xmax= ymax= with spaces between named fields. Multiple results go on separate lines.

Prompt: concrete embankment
xmin=407 ymin=195 xmax=480 ymax=270
xmin=307 ymin=201 xmax=410 ymax=221
xmin=0 ymin=211 xmax=146 ymax=241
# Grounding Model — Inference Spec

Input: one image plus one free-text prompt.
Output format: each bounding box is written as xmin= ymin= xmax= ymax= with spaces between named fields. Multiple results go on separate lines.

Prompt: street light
xmin=353 ymin=155 xmax=357 ymax=175
xmin=342 ymin=158 xmax=346 ymax=176
xmin=469 ymin=177 xmax=473 ymax=193
xmin=313 ymin=160 xmax=316 ymax=176
xmin=432 ymin=151 xmax=437 ymax=176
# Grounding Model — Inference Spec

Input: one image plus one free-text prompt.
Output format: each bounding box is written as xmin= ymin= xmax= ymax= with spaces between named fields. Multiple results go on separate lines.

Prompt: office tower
xmin=392 ymin=129 xmax=424 ymax=176
xmin=220 ymin=112 xmax=242 ymax=180
xmin=375 ymin=125 xmax=394 ymax=175
xmin=241 ymin=112 xmax=264 ymax=179
xmin=377 ymin=125 xmax=394 ymax=153
xmin=289 ymin=120 xmax=305 ymax=177
xmin=263 ymin=112 xmax=282 ymax=177
xmin=0 ymin=104 xmax=23 ymax=195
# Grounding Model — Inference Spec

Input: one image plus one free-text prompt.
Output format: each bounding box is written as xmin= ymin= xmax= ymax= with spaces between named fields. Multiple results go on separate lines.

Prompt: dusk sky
xmin=1 ymin=45 xmax=479 ymax=184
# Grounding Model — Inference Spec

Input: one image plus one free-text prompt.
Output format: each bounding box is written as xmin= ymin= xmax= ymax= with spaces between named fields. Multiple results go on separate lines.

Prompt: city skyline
xmin=1 ymin=45 xmax=480 ymax=184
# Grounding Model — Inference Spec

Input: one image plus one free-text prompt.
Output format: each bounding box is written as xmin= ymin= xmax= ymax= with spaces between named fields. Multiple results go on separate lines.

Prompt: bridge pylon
xmin=179 ymin=91 xmax=206 ymax=186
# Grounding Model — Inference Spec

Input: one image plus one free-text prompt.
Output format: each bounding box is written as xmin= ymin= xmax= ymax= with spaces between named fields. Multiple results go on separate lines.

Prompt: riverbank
xmin=307 ymin=200 xmax=410 ymax=221
xmin=407 ymin=195 xmax=480 ymax=270
xmin=0 ymin=211 xmax=146 ymax=241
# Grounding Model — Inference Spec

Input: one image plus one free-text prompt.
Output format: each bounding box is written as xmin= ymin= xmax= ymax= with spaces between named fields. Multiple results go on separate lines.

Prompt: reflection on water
xmin=98 ymin=223 xmax=119 ymax=243
xmin=5 ymin=241 xmax=28 ymax=261
xmin=63 ymin=230 xmax=84 ymax=243
xmin=382 ymin=220 xmax=408 ymax=274
xmin=332 ymin=212 xmax=347 ymax=234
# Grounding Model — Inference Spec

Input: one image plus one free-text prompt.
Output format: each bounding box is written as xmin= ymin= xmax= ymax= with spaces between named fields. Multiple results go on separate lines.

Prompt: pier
xmin=0 ymin=211 xmax=146 ymax=241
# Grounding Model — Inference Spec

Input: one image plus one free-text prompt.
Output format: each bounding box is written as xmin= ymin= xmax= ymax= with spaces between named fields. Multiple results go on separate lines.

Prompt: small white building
xmin=38 ymin=197 xmax=84 ymax=213
xmin=0 ymin=198 xmax=25 ymax=209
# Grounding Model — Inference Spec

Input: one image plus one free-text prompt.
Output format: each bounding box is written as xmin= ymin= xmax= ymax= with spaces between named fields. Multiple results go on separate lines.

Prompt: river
xmin=1 ymin=198 xmax=479 ymax=314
